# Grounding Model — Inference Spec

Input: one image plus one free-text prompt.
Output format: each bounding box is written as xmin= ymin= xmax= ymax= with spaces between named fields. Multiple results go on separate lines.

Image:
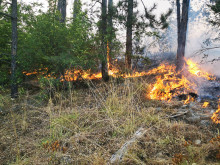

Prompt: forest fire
xmin=23 ymin=58 xmax=217 ymax=106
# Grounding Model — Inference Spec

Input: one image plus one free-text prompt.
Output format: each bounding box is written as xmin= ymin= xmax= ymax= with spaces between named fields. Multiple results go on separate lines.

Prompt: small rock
xmin=194 ymin=140 xmax=201 ymax=145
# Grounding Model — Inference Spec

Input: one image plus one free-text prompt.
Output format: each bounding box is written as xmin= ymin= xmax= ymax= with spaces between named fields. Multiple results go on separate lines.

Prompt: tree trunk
xmin=176 ymin=0 xmax=190 ymax=72
xmin=125 ymin=0 xmax=133 ymax=70
xmin=11 ymin=0 xmax=18 ymax=98
xmin=107 ymin=0 xmax=113 ymax=69
xmin=73 ymin=0 xmax=81 ymax=19
xmin=101 ymin=0 xmax=109 ymax=81
xmin=57 ymin=0 xmax=66 ymax=23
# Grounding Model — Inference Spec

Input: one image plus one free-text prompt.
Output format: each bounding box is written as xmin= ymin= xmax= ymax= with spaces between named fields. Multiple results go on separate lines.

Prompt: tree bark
xmin=125 ymin=0 xmax=133 ymax=70
xmin=11 ymin=0 xmax=18 ymax=98
xmin=107 ymin=0 xmax=113 ymax=68
xmin=101 ymin=0 xmax=109 ymax=81
xmin=176 ymin=0 xmax=190 ymax=72
xmin=57 ymin=0 xmax=66 ymax=23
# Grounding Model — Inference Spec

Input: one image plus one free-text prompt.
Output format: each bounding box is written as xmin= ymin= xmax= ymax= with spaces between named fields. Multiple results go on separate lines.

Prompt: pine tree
xmin=11 ymin=0 xmax=18 ymax=98
xmin=101 ymin=0 xmax=109 ymax=81
xmin=107 ymin=0 xmax=114 ymax=67
xmin=176 ymin=0 xmax=190 ymax=71
xmin=117 ymin=0 xmax=172 ymax=70
xmin=125 ymin=0 xmax=133 ymax=69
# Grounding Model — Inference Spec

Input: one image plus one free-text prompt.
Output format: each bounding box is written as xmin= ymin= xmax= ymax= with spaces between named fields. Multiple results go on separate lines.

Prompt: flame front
xmin=148 ymin=63 xmax=196 ymax=102
xmin=23 ymin=59 xmax=215 ymax=103
xmin=147 ymin=59 xmax=216 ymax=103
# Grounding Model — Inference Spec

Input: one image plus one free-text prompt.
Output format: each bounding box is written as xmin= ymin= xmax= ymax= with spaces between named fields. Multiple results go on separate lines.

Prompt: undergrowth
xmin=0 ymin=78 xmax=219 ymax=165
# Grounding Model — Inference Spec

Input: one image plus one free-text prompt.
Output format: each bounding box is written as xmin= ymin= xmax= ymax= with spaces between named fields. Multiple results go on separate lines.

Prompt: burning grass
xmin=211 ymin=100 xmax=220 ymax=124
xmin=0 ymin=78 xmax=220 ymax=164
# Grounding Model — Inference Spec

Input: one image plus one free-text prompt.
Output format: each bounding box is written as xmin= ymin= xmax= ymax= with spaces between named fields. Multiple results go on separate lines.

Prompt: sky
xmin=18 ymin=0 xmax=220 ymax=75
xmin=19 ymin=0 xmax=172 ymax=16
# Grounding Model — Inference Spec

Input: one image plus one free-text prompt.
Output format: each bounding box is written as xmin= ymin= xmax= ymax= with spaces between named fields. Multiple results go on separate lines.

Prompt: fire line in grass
xmin=23 ymin=59 xmax=220 ymax=123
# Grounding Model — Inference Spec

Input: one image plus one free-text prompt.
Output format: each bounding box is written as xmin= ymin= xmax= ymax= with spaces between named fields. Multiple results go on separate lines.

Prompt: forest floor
xmin=0 ymin=77 xmax=220 ymax=165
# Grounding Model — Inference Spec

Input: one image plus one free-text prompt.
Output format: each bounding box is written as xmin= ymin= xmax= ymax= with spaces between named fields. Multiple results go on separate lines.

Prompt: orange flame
xmin=202 ymin=102 xmax=209 ymax=108
xmin=186 ymin=59 xmax=216 ymax=80
xmin=148 ymin=63 xmax=195 ymax=102
xmin=147 ymin=59 xmax=216 ymax=103
xmin=211 ymin=100 xmax=220 ymax=124
xmin=23 ymin=59 xmax=216 ymax=101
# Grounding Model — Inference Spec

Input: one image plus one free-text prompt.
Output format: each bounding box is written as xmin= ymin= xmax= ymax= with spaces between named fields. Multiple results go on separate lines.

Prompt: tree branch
xmin=0 ymin=11 xmax=12 ymax=18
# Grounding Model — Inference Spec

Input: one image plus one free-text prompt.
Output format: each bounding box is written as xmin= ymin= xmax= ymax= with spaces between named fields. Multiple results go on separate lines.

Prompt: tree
xmin=125 ymin=0 xmax=133 ymax=69
xmin=73 ymin=0 xmax=82 ymax=19
xmin=57 ymin=0 xmax=66 ymax=23
xmin=117 ymin=0 xmax=172 ymax=70
xmin=176 ymin=0 xmax=190 ymax=71
xmin=209 ymin=0 xmax=220 ymax=26
xmin=107 ymin=0 xmax=114 ymax=67
xmin=101 ymin=0 xmax=109 ymax=81
xmin=11 ymin=0 xmax=18 ymax=98
xmin=0 ymin=0 xmax=18 ymax=98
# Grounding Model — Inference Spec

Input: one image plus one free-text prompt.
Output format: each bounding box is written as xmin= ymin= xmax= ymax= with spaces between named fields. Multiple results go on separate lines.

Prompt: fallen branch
xmin=110 ymin=127 xmax=149 ymax=164
xmin=167 ymin=110 xmax=189 ymax=119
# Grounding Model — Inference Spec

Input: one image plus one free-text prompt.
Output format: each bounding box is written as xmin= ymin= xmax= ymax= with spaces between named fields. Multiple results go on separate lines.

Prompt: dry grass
xmin=0 ymin=77 xmax=220 ymax=165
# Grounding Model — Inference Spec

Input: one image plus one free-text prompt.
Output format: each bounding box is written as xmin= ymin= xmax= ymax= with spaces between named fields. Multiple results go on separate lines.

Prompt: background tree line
xmin=0 ymin=0 xmax=219 ymax=98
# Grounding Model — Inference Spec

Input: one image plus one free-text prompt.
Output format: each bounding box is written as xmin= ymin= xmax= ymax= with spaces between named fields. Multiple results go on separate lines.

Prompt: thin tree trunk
xmin=11 ymin=0 xmax=18 ymax=98
xmin=176 ymin=0 xmax=181 ymax=45
xmin=101 ymin=0 xmax=109 ymax=81
xmin=57 ymin=0 xmax=66 ymax=81
xmin=125 ymin=0 xmax=133 ymax=70
xmin=107 ymin=0 xmax=113 ymax=69
xmin=73 ymin=0 xmax=81 ymax=19
xmin=176 ymin=0 xmax=190 ymax=72
xmin=57 ymin=0 xmax=66 ymax=23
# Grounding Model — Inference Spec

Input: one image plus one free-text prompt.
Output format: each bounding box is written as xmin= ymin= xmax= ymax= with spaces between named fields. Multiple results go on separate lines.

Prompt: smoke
xmin=144 ymin=0 xmax=220 ymax=76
